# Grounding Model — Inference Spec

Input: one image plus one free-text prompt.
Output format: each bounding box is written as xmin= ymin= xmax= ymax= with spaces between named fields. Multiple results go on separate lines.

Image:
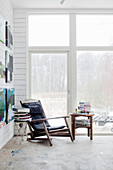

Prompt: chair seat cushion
xmin=48 ymin=125 xmax=65 ymax=131
xmin=31 ymin=123 xmax=65 ymax=131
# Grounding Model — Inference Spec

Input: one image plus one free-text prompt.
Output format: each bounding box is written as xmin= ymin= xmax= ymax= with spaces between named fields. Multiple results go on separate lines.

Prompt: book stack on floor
xmin=77 ymin=102 xmax=91 ymax=114
xmin=13 ymin=108 xmax=31 ymax=122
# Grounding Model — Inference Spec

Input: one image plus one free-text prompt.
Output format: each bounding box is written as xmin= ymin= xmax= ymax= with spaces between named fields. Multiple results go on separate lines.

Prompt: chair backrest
xmin=20 ymin=99 xmax=50 ymax=130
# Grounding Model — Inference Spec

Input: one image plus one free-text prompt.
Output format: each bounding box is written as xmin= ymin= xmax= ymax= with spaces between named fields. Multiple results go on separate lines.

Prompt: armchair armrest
xmin=31 ymin=116 xmax=69 ymax=122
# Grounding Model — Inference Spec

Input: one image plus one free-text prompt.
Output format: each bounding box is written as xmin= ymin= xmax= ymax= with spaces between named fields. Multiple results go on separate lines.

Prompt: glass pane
xmin=31 ymin=53 xmax=67 ymax=119
xmin=76 ymin=15 xmax=113 ymax=46
xmin=77 ymin=51 xmax=113 ymax=134
xmin=28 ymin=15 xmax=69 ymax=46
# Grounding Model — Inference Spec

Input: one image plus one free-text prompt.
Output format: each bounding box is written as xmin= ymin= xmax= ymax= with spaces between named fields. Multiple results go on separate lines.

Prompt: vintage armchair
xmin=20 ymin=99 xmax=73 ymax=146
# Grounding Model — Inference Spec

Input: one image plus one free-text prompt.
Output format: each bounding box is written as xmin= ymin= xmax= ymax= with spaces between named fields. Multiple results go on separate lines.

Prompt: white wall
xmin=13 ymin=9 xmax=27 ymax=106
xmin=0 ymin=0 xmax=13 ymax=87
xmin=0 ymin=121 xmax=14 ymax=149
xmin=0 ymin=0 xmax=14 ymax=149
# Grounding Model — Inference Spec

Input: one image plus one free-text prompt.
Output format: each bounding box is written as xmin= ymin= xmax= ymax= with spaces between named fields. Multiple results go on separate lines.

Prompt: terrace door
xmin=29 ymin=53 xmax=68 ymax=119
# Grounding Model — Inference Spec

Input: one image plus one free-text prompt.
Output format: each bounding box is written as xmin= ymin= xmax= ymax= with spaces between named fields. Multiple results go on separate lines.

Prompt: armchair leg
xmin=27 ymin=122 xmax=35 ymax=139
xmin=64 ymin=118 xmax=73 ymax=142
xmin=42 ymin=121 xmax=53 ymax=146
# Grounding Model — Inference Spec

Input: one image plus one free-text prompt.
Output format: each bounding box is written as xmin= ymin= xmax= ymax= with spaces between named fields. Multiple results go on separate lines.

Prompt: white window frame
xmin=27 ymin=10 xmax=113 ymax=117
xmin=27 ymin=13 xmax=77 ymax=115
xmin=28 ymin=49 xmax=72 ymax=114
xmin=75 ymin=13 xmax=113 ymax=135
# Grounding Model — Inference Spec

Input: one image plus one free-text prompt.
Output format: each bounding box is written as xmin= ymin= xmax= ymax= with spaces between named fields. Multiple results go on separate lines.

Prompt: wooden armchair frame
xmin=27 ymin=116 xmax=73 ymax=146
xmin=20 ymin=100 xmax=73 ymax=146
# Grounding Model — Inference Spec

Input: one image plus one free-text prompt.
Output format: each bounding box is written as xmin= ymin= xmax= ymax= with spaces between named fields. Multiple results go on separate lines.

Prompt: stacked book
xmin=78 ymin=102 xmax=91 ymax=113
xmin=75 ymin=119 xmax=90 ymax=127
xmin=13 ymin=107 xmax=31 ymax=122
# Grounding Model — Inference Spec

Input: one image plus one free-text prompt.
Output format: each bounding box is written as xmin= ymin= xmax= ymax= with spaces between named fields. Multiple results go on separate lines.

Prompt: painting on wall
xmin=5 ymin=21 xmax=8 ymax=46
xmin=0 ymin=61 xmax=5 ymax=79
xmin=6 ymin=88 xmax=15 ymax=123
xmin=0 ymin=88 xmax=6 ymax=128
xmin=9 ymin=55 xmax=13 ymax=81
xmin=5 ymin=50 xmax=13 ymax=83
xmin=5 ymin=50 xmax=9 ymax=82
xmin=0 ymin=13 xmax=4 ymax=44
xmin=5 ymin=21 xmax=13 ymax=49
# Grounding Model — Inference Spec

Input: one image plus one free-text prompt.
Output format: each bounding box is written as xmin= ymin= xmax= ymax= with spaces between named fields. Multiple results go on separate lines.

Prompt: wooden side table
xmin=70 ymin=113 xmax=94 ymax=140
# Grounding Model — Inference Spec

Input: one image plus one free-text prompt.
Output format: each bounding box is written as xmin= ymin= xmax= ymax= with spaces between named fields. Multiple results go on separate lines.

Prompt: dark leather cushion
xmin=21 ymin=100 xmax=65 ymax=131
xmin=21 ymin=101 xmax=40 ymax=109
xmin=32 ymin=123 xmax=65 ymax=131
xmin=48 ymin=125 xmax=65 ymax=131
xmin=21 ymin=101 xmax=50 ymax=128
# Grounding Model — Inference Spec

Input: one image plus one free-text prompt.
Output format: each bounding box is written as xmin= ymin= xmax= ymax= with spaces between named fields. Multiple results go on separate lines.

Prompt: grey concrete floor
xmin=0 ymin=136 xmax=113 ymax=170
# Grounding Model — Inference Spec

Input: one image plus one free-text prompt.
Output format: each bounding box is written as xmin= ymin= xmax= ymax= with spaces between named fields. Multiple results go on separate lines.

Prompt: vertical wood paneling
xmin=13 ymin=10 xmax=27 ymax=106
xmin=0 ymin=0 xmax=14 ymax=149
xmin=0 ymin=121 xmax=14 ymax=149
xmin=0 ymin=0 xmax=13 ymax=88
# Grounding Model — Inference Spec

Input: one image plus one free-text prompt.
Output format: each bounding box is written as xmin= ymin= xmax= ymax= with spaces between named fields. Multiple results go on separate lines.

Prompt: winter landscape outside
xmin=29 ymin=15 xmax=113 ymax=134
xmin=76 ymin=15 xmax=113 ymax=134
xmin=77 ymin=51 xmax=113 ymax=134
xmin=31 ymin=53 xmax=67 ymax=126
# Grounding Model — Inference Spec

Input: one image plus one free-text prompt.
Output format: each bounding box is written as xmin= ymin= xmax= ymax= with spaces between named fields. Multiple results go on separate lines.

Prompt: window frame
xmin=28 ymin=13 xmax=70 ymax=47
xmin=27 ymin=11 xmax=113 ymax=134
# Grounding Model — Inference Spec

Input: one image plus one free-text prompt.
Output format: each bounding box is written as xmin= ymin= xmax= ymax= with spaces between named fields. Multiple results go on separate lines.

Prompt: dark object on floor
xmin=11 ymin=149 xmax=21 ymax=156
xmin=20 ymin=99 xmax=73 ymax=146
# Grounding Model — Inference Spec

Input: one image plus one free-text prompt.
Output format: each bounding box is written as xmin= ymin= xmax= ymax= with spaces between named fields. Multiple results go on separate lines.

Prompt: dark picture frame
xmin=5 ymin=50 xmax=13 ymax=83
xmin=0 ymin=88 xmax=6 ymax=127
xmin=5 ymin=21 xmax=13 ymax=49
xmin=6 ymin=88 xmax=15 ymax=123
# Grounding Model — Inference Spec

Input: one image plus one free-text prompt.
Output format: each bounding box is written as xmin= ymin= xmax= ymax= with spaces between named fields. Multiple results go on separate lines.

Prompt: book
xmin=13 ymin=113 xmax=30 ymax=117
xmin=13 ymin=107 xmax=30 ymax=113
xmin=14 ymin=116 xmax=31 ymax=120
xmin=14 ymin=119 xmax=31 ymax=122
xmin=75 ymin=119 xmax=90 ymax=126
xmin=14 ymin=113 xmax=28 ymax=116
xmin=78 ymin=102 xmax=91 ymax=113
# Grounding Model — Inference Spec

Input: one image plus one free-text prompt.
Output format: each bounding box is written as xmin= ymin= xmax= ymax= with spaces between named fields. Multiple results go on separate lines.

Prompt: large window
xmin=76 ymin=15 xmax=113 ymax=46
xmin=28 ymin=13 xmax=113 ymax=134
xmin=28 ymin=14 xmax=69 ymax=46
xmin=30 ymin=53 xmax=67 ymax=118
xmin=76 ymin=15 xmax=113 ymax=134
xmin=77 ymin=51 xmax=113 ymax=133
xmin=28 ymin=14 xmax=69 ymax=120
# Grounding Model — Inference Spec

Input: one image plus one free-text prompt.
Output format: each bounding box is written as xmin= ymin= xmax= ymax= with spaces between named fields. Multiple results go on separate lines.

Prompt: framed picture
xmin=6 ymin=88 xmax=15 ymax=123
xmin=0 ymin=13 xmax=4 ymax=44
xmin=5 ymin=21 xmax=13 ymax=49
xmin=5 ymin=50 xmax=13 ymax=83
xmin=0 ymin=61 xmax=5 ymax=79
xmin=0 ymin=88 xmax=6 ymax=128
xmin=9 ymin=55 xmax=13 ymax=81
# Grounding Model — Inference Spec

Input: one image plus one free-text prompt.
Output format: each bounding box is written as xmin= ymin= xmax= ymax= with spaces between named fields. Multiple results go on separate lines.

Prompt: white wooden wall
xmin=13 ymin=9 xmax=27 ymax=106
xmin=0 ymin=0 xmax=14 ymax=149
xmin=0 ymin=121 xmax=14 ymax=149
xmin=0 ymin=0 xmax=13 ymax=87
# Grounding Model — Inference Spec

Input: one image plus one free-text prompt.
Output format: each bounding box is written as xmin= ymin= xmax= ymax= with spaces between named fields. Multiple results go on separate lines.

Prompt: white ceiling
xmin=9 ymin=0 xmax=113 ymax=9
